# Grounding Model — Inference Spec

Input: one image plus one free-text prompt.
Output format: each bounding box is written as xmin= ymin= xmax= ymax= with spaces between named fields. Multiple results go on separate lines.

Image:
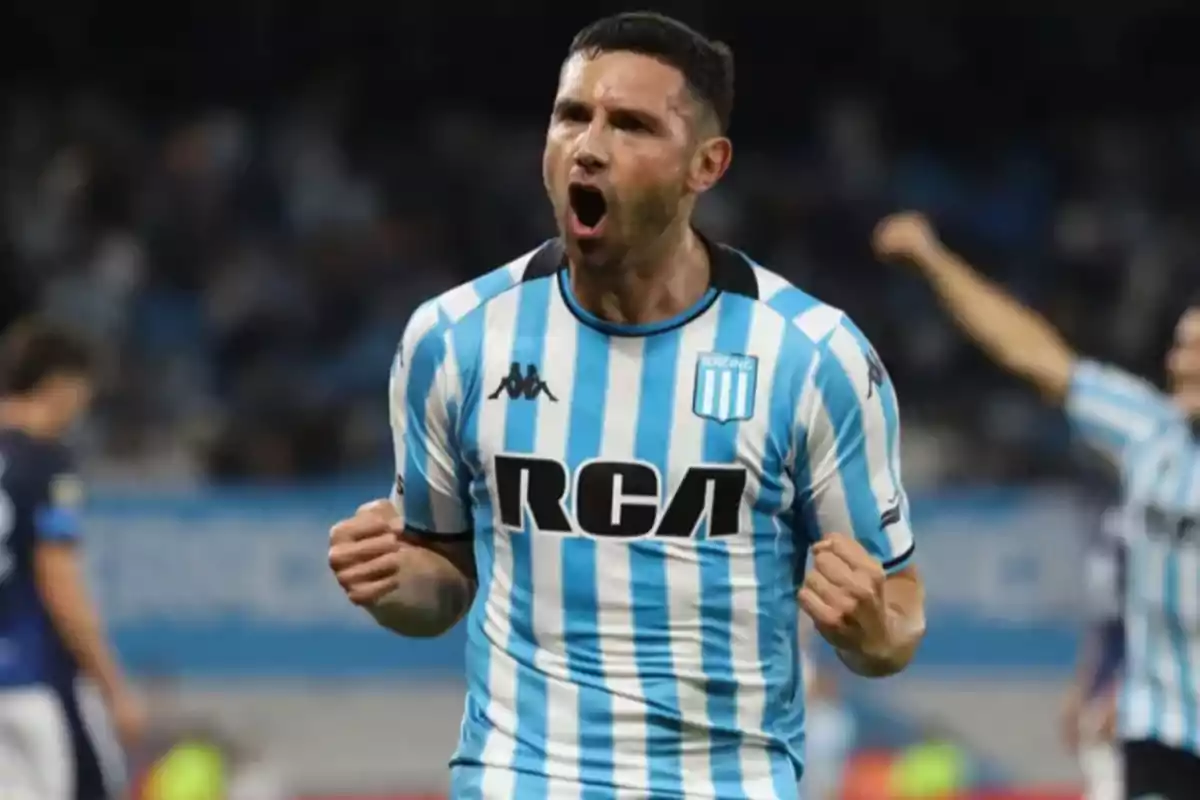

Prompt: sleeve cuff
xmin=882 ymin=543 xmax=915 ymax=575
xmin=404 ymin=524 xmax=473 ymax=543
xmin=35 ymin=507 xmax=81 ymax=542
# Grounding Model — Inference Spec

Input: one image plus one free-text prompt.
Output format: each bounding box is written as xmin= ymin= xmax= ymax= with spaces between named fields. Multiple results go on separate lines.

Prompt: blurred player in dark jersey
xmin=0 ymin=319 xmax=144 ymax=799
xmin=1062 ymin=505 xmax=1126 ymax=800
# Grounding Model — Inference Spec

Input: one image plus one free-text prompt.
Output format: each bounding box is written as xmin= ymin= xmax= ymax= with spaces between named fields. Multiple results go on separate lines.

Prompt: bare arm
xmin=833 ymin=565 xmax=926 ymax=677
xmin=366 ymin=530 xmax=476 ymax=639
xmin=330 ymin=500 xmax=475 ymax=639
xmin=874 ymin=213 xmax=1076 ymax=403
xmin=34 ymin=543 xmax=129 ymax=702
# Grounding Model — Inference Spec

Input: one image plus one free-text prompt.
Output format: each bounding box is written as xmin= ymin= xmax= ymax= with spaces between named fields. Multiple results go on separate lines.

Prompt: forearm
xmin=836 ymin=573 xmax=926 ymax=678
xmin=367 ymin=544 xmax=475 ymax=638
xmin=911 ymin=240 xmax=1074 ymax=399
xmin=37 ymin=563 xmax=127 ymax=700
xmin=835 ymin=612 xmax=924 ymax=677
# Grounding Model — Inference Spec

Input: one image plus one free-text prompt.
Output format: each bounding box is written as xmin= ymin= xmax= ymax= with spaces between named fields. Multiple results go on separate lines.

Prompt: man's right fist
xmin=329 ymin=499 xmax=405 ymax=606
xmin=872 ymin=212 xmax=940 ymax=262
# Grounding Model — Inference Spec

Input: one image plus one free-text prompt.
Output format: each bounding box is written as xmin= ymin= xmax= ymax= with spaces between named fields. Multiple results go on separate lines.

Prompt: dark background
xmin=3 ymin=3 xmax=1198 ymax=487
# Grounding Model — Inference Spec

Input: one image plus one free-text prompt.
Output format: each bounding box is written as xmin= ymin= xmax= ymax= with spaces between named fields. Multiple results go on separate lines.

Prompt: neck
xmin=0 ymin=399 xmax=57 ymax=440
xmin=569 ymin=223 xmax=710 ymax=327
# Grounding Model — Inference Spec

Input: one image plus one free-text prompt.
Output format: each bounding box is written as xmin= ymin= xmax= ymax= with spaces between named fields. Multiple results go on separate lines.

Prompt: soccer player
xmin=1062 ymin=505 xmax=1125 ymax=800
xmin=0 ymin=320 xmax=143 ymax=800
xmin=873 ymin=212 xmax=1200 ymax=799
xmin=329 ymin=13 xmax=927 ymax=799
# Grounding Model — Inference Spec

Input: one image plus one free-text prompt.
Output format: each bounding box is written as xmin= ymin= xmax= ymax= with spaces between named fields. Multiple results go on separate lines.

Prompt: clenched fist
xmin=872 ymin=212 xmax=940 ymax=263
xmin=798 ymin=533 xmax=889 ymax=657
xmin=329 ymin=499 xmax=406 ymax=606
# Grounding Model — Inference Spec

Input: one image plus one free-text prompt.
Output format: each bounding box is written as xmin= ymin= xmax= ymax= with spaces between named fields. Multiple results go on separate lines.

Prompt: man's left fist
xmin=798 ymin=532 xmax=889 ymax=655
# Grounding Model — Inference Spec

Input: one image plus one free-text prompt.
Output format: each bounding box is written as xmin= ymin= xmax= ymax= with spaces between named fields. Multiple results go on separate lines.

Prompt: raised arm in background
xmin=873 ymin=212 xmax=1076 ymax=403
xmin=873 ymin=212 xmax=1182 ymax=466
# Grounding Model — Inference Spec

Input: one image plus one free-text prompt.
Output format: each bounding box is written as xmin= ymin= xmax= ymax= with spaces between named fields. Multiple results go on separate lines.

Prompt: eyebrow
xmin=552 ymin=98 xmax=587 ymax=118
xmin=553 ymin=97 xmax=667 ymax=132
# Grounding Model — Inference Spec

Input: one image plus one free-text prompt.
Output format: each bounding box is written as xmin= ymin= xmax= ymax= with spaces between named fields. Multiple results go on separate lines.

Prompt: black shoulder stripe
xmin=521 ymin=239 xmax=565 ymax=282
xmin=703 ymin=233 xmax=759 ymax=300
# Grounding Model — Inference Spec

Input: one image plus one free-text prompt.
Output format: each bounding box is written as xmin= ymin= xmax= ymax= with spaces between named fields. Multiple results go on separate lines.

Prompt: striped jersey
xmin=1067 ymin=361 xmax=1200 ymax=753
xmin=390 ymin=237 xmax=915 ymax=800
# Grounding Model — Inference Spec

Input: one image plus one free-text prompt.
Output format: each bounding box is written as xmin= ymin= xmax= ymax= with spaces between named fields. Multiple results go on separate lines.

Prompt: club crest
xmin=692 ymin=352 xmax=758 ymax=423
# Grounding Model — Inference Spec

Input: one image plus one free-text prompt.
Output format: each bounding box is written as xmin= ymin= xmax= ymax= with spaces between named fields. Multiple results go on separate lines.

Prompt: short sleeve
xmin=793 ymin=318 xmax=914 ymax=574
xmin=389 ymin=304 xmax=472 ymax=539
xmin=1066 ymin=359 xmax=1180 ymax=466
xmin=34 ymin=450 xmax=84 ymax=543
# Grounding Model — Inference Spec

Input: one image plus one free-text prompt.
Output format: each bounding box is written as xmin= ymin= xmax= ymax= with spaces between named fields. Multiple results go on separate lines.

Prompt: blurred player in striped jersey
xmin=875 ymin=212 xmax=1200 ymax=800
xmin=328 ymin=12 xmax=927 ymax=800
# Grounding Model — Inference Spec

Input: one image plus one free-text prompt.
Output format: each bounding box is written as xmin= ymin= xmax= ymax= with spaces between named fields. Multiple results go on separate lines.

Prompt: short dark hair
xmin=0 ymin=319 xmax=95 ymax=395
xmin=569 ymin=12 xmax=735 ymax=134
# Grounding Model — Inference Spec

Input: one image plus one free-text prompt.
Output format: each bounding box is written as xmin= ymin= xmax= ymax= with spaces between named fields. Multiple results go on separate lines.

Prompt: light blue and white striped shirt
xmin=390 ymin=237 xmax=914 ymax=799
xmin=1067 ymin=360 xmax=1200 ymax=753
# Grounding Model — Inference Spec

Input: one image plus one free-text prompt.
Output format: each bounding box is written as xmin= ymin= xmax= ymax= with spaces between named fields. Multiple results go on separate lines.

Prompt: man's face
xmin=1168 ymin=308 xmax=1200 ymax=418
xmin=542 ymin=50 xmax=729 ymax=270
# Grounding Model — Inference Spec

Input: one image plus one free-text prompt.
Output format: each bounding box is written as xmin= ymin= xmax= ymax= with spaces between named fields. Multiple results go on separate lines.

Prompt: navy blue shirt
xmin=1083 ymin=505 xmax=1125 ymax=697
xmin=0 ymin=428 xmax=84 ymax=687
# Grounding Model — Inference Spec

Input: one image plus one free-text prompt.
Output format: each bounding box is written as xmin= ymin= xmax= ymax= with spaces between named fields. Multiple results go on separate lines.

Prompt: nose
xmin=572 ymin=124 xmax=609 ymax=174
xmin=574 ymin=150 xmax=606 ymax=173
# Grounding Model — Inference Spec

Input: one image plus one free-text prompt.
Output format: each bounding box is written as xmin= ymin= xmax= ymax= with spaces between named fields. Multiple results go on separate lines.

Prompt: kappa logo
xmin=692 ymin=352 xmax=758 ymax=423
xmin=489 ymin=363 xmax=557 ymax=402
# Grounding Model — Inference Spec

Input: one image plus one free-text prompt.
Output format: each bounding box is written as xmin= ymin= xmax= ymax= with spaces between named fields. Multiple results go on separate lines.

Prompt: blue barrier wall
xmin=81 ymin=485 xmax=1089 ymax=678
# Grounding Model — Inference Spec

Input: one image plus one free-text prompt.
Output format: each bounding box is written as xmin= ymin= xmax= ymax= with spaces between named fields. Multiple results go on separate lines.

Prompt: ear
xmin=687 ymin=136 xmax=732 ymax=195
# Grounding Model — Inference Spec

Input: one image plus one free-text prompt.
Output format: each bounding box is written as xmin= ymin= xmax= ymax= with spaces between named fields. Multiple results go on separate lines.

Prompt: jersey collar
xmin=523 ymin=230 xmax=758 ymax=338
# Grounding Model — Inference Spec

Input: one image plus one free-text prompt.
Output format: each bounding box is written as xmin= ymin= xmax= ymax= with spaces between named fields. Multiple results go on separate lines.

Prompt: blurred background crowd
xmin=7 ymin=4 xmax=1200 ymax=488
xmin=5 ymin=3 xmax=1199 ymax=798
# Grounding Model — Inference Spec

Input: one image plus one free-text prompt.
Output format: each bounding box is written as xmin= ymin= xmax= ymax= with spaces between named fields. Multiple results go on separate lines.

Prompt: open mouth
xmin=568 ymin=184 xmax=608 ymax=232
